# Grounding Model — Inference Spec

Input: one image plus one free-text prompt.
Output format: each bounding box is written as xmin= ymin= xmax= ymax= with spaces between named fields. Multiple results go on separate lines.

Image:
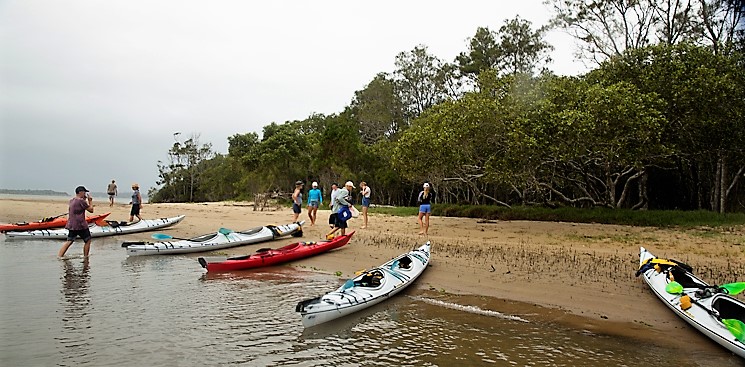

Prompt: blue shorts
xmin=292 ymin=203 xmax=302 ymax=214
xmin=66 ymin=228 xmax=92 ymax=242
xmin=419 ymin=204 xmax=431 ymax=214
xmin=308 ymin=200 xmax=319 ymax=208
xmin=362 ymin=197 xmax=371 ymax=207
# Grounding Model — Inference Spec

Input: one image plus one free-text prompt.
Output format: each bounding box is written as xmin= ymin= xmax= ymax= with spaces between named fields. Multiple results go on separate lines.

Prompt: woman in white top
xmin=359 ymin=181 xmax=371 ymax=229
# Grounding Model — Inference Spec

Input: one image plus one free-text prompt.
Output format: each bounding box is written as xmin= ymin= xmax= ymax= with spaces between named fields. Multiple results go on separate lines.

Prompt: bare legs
xmin=361 ymin=206 xmax=368 ymax=229
xmin=308 ymin=206 xmax=317 ymax=226
xmin=58 ymin=238 xmax=92 ymax=258
xmin=417 ymin=212 xmax=430 ymax=235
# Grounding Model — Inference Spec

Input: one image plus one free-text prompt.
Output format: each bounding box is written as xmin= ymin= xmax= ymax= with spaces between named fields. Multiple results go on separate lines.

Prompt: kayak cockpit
xmin=712 ymin=296 xmax=745 ymax=325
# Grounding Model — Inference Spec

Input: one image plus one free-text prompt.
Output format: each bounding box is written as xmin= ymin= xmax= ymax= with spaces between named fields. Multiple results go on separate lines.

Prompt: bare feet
xmin=418 ymin=231 xmax=424 ymax=235
xmin=361 ymin=226 xmax=367 ymax=229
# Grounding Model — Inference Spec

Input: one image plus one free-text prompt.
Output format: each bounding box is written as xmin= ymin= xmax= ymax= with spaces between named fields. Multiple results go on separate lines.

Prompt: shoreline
xmin=2 ymin=197 xmax=744 ymax=355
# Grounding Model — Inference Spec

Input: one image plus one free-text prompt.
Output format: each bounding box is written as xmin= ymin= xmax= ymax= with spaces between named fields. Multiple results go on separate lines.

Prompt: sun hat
xmin=423 ymin=183 xmax=430 ymax=188
xmin=312 ymin=181 xmax=318 ymax=187
xmin=132 ymin=183 xmax=139 ymax=188
xmin=345 ymin=181 xmax=355 ymax=188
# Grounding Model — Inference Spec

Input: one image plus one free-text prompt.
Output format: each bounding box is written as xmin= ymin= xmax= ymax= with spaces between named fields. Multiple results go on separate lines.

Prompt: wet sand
xmin=2 ymin=197 xmax=744 ymax=355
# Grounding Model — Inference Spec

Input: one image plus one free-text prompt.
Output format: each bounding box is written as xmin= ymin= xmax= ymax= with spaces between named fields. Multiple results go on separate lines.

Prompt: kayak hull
xmin=0 ymin=213 xmax=110 ymax=232
xmin=199 ymin=231 xmax=353 ymax=272
xmin=297 ymin=241 xmax=431 ymax=328
xmin=5 ymin=215 xmax=186 ymax=239
xmin=123 ymin=221 xmax=304 ymax=256
xmin=638 ymin=247 xmax=745 ymax=358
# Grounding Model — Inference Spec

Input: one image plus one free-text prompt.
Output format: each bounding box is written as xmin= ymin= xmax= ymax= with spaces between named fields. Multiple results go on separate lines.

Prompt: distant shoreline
xmin=0 ymin=189 xmax=67 ymax=196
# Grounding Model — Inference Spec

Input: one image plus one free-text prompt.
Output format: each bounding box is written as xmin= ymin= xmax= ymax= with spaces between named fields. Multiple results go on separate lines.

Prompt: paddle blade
xmin=720 ymin=282 xmax=745 ymax=295
xmin=94 ymin=218 xmax=108 ymax=226
xmin=151 ymin=233 xmax=174 ymax=240
xmin=666 ymin=281 xmax=684 ymax=294
xmin=722 ymin=319 xmax=745 ymax=342
xmin=341 ymin=279 xmax=354 ymax=291
xmin=218 ymin=227 xmax=233 ymax=235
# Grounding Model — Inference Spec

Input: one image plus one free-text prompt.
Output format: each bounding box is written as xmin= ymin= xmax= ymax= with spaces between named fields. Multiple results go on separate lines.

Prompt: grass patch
xmin=371 ymin=204 xmax=745 ymax=228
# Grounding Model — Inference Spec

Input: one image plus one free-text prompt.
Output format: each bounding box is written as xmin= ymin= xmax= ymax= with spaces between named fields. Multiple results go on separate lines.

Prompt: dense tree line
xmin=151 ymin=4 xmax=745 ymax=212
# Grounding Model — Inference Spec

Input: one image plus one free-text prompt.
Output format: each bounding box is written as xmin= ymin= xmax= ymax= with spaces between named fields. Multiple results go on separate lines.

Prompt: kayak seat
xmin=712 ymin=297 xmax=745 ymax=323
xmin=256 ymin=248 xmax=271 ymax=253
xmin=669 ymin=266 xmax=701 ymax=288
xmin=399 ymin=256 xmax=412 ymax=270
xmin=355 ymin=270 xmax=384 ymax=287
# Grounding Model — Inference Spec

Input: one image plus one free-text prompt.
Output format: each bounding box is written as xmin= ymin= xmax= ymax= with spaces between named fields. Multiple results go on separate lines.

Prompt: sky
xmin=0 ymin=0 xmax=588 ymax=195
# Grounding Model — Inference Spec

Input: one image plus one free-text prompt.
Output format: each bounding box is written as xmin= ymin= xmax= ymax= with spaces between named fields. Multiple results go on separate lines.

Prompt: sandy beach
xmin=2 ymin=197 xmax=745 ymax=354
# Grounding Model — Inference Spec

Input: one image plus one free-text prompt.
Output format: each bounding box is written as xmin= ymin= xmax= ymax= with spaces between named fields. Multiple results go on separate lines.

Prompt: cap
xmin=295 ymin=180 xmax=303 ymax=186
xmin=423 ymin=183 xmax=430 ymax=188
xmin=75 ymin=185 xmax=89 ymax=194
xmin=345 ymin=181 xmax=355 ymax=188
xmin=312 ymin=181 xmax=318 ymax=187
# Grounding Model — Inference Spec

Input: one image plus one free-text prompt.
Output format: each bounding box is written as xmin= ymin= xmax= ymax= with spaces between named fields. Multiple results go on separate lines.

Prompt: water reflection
xmin=57 ymin=258 xmax=93 ymax=366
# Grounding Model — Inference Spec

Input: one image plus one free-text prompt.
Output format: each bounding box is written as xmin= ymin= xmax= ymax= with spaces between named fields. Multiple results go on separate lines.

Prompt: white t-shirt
xmin=361 ymin=186 xmax=371 ymax=198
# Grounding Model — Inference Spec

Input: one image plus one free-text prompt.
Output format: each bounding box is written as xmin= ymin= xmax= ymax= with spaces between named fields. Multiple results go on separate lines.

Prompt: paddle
xmin=150 ymin=228 xmax=233 ymax=241
xmin=668 ymin=280 xmax=745 ymax=296
xmin=665 ymin=281 xmax=745 ymax=342
xmin=40 ymin=212 xmax=68 ymax=222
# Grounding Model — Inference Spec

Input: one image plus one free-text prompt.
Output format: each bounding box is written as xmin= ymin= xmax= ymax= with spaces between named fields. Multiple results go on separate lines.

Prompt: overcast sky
xmin=0 ymin=0 xmax=588 ymax=195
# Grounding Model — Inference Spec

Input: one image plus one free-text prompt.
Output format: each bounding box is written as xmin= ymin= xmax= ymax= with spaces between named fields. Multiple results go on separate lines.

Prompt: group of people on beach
xmin=58 ymin=181 xmax=143 ymax=258
xmin=291 ymin=180 xmax=435 ymax=238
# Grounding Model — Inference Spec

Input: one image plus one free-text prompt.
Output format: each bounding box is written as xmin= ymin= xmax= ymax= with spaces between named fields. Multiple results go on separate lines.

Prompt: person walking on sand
xmin=292 ymin=181 xmax=304 ymax=223
xmin=58 ymin=186 xmax=95 ymax=258
xmin=359 ymin=181 xmax=371 ymax=229
xmin=107 ymin=179 xmax=117 ymax=207
xmin=129 ymin=183 xmax=143 ymax=222
xmin=307 ymin=181 xmax=322 ymax=226
xmin=328 ymin=182 xmax=339 ymax=229
xmin=417 ymin=182 xmax=435 ymax=235
xmin=326 ymin=181 xmax=354 ymax=239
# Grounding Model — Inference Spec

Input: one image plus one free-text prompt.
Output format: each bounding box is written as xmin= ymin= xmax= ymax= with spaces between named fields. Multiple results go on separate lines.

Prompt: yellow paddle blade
xmin=722 ymin=319 xmax=745 ymax=342
xmin=665 ymin=281 xmax=683 ymax=294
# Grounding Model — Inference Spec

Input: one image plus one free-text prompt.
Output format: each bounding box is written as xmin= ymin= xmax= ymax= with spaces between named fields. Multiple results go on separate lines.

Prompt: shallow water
xmin=1 ymin=234 xmax=742 ymax=366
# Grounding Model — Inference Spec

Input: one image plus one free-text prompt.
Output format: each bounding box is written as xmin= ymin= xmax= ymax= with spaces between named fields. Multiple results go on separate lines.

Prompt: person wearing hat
xmin=292 ymin=181 xmax=304 ymax=222
xmin=325 ymin=181 xmax=355 ymax=239
xmin=129 ymin=183 xmax=143 ymax=223
xmin=306 ymin=181 xmax=322 ymax=226
xmin=58 ymin=185 xmax=95 ymax=258
xmin=417 ymin=182 xmax=435 ymax=235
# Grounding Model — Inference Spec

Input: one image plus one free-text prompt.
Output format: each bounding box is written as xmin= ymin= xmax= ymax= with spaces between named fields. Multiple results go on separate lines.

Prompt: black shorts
xmin=292 ymin=203 xmax=302 ymax=214
xmin=334 ymin=213 xmax=348 ymax=229
xmin=329 ymin=213 xmax=336 ymax=226
xmin=130 ymin=204 xmax=141 ymax=216
xmin=66 ymin=228 xmax=92 ymax=242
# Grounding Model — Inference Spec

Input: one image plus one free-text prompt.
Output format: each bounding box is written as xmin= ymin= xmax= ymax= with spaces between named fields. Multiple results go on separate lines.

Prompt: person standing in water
xmin=307 ymin=181 xmax=322 ymax=226
xmin=58 ymin=186 xmax=94 ymax=258
xmin=107 ymin=179 xmax=117 ymax=207
xmin=359 ymin=181 xmax=371 ymax=229
xmin=129 ymin=183 xmax=143 ymax=222
xmin=292 ymin=181 xmax=304 ymax=223
xmin=417 ymin=182 xmax=435 ymax=235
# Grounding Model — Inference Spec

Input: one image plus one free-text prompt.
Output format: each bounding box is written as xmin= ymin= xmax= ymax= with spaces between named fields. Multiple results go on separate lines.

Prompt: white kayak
xmin=296 ymin=241 xmax=431 ymax=328
xmin=4 ymin=215 xmax=186 ymax=239
xmin=122 ymin=221 xmax=305 ymax=256
xmin=637 ymin=247 xmax=745 ymax=357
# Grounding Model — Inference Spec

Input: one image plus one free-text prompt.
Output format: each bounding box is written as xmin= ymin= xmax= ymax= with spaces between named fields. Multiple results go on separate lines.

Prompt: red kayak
xmin=199 ymin=231 xmax=354 ymax=272
xmin=0 ymin=213 xmax=111 ymax=232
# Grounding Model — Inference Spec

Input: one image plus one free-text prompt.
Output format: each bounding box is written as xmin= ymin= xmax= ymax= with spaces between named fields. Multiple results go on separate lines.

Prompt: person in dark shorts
xmin=58 ymin=185 xmax=95 ymax=258
xmin=325 ymin=181 xmax=354 ymax=239
xmin=129 ymin=183 xmax=143 ymax=222
xmin=292 ymin=181 xmax=304 ymax=222
xmin=328 ymin=182 xmax=339 ymax=229
xmin=107 ymin=179 xmax=117 ymax=207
